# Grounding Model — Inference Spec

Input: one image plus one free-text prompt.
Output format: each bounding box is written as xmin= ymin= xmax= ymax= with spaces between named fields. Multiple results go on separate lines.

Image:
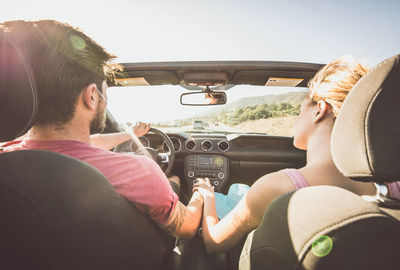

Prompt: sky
xmin=2 ymin=0 xmax=399 ymax=64
xmin=2 ymin=0 xmax=399 ymax=123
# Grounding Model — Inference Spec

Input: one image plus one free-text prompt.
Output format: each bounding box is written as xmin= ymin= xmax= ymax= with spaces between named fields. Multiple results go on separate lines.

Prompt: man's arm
xmin=159 ymin=191 xmax=204 ymax=240
xmin=90 ymin=132 xmax=130 ymax=150
xmin=91 ymin=122 xmax=151 ymax=150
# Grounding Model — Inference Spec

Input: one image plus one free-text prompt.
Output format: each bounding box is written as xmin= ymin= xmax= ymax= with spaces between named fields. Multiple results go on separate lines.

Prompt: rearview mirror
xmin=180 ymin=91 xmax=227 ymax=106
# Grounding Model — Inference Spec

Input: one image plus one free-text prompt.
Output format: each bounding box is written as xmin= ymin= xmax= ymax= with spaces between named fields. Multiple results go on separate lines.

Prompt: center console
xmin=184 ymin=154 xmax=229 ymax=192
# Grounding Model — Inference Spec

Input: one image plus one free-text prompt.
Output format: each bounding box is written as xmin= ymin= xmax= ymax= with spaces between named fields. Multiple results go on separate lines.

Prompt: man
xmin=1 ymin=20 xmax=212 ymax=240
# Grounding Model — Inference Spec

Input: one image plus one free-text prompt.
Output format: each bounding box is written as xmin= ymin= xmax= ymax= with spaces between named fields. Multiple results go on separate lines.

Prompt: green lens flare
xmin=70 ymin=35 xmax=86 ymax=50
xmin=312 ymin=235 xmax=333 ymax=257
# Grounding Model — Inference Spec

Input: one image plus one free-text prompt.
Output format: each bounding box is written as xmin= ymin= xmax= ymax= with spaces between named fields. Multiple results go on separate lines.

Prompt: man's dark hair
xmin=0 ymin=20 xmax=120 ymax=127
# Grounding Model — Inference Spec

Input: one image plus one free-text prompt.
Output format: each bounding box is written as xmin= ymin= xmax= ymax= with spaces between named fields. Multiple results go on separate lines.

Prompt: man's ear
xmin=313 ymin=100 xmax=330 ymax=123
xmin=81 ymin=84 xmax=97 ymax=110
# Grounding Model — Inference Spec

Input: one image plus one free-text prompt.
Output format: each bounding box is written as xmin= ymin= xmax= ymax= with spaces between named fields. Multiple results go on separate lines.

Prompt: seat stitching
xmin=7 ymin=41 xmax=38 ymax=137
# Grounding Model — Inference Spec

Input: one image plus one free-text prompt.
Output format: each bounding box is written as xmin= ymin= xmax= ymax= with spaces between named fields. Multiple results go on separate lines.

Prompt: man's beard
xmin=90 ymin=100 xmax=107 ymax=134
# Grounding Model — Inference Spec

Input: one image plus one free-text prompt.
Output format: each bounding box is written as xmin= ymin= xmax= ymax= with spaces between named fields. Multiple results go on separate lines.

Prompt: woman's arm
xmin=198 ymin=172 xmax=294 ymax=254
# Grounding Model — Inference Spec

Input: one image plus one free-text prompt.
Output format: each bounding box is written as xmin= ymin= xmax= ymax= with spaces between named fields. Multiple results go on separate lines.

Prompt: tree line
xmin=218 ymin=102 xmax=300 ymax=125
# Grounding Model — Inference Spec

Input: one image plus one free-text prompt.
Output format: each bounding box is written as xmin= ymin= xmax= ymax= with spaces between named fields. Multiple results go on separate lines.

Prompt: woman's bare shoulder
xmin=245 ymin=170 xmax=295 ymax=222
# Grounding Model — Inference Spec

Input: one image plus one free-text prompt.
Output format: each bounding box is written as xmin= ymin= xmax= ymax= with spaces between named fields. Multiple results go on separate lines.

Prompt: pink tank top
xmin=280 ymin=169 xmax=400 ymax=201
xmin=281 ymin=168 xmax=309 ymax=190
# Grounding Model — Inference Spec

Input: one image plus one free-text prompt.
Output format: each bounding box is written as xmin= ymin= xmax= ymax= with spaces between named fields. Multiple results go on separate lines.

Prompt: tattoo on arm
xmin=165 ymin=203 xmax=186 ymax=235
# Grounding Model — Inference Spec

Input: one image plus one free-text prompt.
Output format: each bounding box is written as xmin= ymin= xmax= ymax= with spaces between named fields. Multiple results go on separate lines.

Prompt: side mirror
xmin=180 ymin=91 xmax=227 ymax=106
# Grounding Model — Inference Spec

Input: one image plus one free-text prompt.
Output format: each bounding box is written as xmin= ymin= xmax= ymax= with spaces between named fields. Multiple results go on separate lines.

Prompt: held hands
xmin=133 ymin=122 xmax=151 ymax=137
xmin=193 ymin=178 xmax=215 ymax=200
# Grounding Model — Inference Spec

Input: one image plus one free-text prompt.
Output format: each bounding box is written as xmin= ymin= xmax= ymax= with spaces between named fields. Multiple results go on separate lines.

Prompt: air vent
xmin=201 ymin=140 xmax=213 ymax=151
xmin=163 ymin=137 xmax=181 ymax=152
xmin=185 ymin=140 xmax=196 ymax=151
xmin=218 ymin=141 xmax=229 ymax=152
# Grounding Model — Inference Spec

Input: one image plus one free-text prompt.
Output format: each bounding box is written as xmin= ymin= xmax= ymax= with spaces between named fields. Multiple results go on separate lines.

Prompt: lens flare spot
xmin=312 ymin=235 xmax=333 ymax=257
xmin=70 ymin=35 xmax=86 ymax=50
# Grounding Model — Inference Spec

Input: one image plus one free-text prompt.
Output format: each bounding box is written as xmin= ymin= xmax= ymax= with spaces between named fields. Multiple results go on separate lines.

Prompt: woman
xmin=194 ymin=56 xmax=377 ymax=254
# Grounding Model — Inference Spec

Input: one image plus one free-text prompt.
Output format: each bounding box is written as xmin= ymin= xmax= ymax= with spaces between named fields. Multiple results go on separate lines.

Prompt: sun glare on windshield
xmin=107 ymin=85 xmax=307 ymax=136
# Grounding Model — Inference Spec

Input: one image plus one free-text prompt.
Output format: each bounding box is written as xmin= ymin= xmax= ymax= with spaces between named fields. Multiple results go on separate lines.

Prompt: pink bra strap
xmin=281 ymin=168 xmax=309 ymax=190
xmin=387 ymin=182 xmax=400 ymax=200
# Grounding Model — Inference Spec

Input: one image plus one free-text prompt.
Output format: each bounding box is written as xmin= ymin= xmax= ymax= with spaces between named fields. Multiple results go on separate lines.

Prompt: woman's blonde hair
xmin=308 ymin=55 xmax=368 ymax=118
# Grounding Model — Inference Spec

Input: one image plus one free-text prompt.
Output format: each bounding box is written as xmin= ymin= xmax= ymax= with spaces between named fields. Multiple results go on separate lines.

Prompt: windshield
xmin=107 ymin=85 xmax=307 ymax=136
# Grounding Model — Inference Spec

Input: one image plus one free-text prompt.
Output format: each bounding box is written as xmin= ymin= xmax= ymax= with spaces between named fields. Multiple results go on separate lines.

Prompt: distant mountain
xmin=198 ymin=91 xmax=307 ymax=117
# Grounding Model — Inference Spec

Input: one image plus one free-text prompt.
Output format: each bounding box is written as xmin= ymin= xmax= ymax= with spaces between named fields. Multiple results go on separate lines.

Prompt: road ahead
xmin=155 ymin=123 xmax=246 ymax=133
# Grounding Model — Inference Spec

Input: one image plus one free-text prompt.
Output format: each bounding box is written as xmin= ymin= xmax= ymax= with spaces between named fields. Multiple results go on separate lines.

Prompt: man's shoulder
xmin=2 ymin=139 xmax=152 ymax=164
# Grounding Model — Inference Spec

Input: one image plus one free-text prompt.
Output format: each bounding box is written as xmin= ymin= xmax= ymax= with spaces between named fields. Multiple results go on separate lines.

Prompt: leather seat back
xmin=239 ymin=186 xmax=400 ymax=270
xmin=0 ymin=150 xmax=166 ymax=270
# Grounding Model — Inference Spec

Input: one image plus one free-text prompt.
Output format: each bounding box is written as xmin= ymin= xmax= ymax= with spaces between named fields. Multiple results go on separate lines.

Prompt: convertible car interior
xmin=1 ymin=32 xmax=400 ymax=270
xmin=111 ymin=61 xmax=323 ymax=202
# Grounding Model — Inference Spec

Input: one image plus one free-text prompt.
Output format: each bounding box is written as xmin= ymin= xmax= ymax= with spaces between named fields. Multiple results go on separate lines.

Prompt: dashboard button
xmin=213 ymin=181 xmax=220 ymax=186
xmin=218 ymin=172 xmax=224 ymax=179
xmin=188 ymin=171 xmax=195 ymax=178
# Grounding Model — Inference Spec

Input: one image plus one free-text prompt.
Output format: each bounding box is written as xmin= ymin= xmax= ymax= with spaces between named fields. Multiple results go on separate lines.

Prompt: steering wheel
xmin=115 ymin=127 xmax=175 ymax=176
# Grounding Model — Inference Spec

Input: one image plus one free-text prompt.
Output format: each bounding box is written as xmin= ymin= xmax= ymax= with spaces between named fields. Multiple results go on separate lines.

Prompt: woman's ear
xmin=81 ymin=84 xmax=97 ymax=110
xmin=313 ymin=100 xmax=330 ymax=123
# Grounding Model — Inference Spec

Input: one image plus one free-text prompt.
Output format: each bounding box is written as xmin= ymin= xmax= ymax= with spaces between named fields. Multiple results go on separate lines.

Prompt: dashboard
xmin=117 ymin=132 xmax=306 ymax=195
